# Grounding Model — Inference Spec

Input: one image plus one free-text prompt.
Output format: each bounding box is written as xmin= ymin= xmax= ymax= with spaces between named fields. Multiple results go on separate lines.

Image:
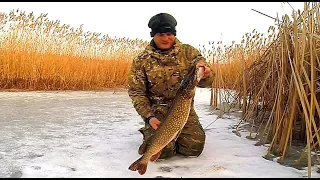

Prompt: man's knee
xmin=159 ymin=141 xmax=176 ymax=159
xmin=138 ymin=126 xmax=176 ymax=159
xmin=138 ymin=126 xmax=154 ymax=155
xmin=177 ymin=137 xmax=205 ymax=156
xmin=176 ymin=125 xmax=206 ymax=157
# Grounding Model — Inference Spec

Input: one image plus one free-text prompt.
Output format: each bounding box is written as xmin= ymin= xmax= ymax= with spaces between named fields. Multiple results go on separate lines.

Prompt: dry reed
xmin=0 ymin=9 xmax=148 ymax=90
xmin=1 ymin=4 xmax=320 ymax=177
xmin=206 ymin=2 xmax=320 ymax=177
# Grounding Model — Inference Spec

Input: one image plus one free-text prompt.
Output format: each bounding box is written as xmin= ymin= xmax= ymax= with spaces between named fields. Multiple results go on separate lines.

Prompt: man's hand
xmin=149 ymin=117 xmax=161 ymax=130
xmin=196 ymin=61 xmax=211 ymax=79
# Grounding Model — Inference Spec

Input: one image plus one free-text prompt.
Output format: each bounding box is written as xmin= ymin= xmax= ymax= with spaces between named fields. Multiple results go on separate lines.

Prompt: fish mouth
xmin=180 ymin=65 xmax=203 ymax=92
xmin=185 ymin=69 xmax=201 ymax=91
xmin=196 ymin=66 xmax=205 ymax=82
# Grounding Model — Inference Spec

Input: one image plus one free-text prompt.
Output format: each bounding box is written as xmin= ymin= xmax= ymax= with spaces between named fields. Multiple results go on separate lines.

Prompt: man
xmin=127 ymin=12 xmax=214 ymax=159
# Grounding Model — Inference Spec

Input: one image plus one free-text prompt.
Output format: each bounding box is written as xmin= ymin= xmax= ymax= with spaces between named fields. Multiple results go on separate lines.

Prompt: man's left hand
xmin=196 ymin=61 xmax=211 ymax=79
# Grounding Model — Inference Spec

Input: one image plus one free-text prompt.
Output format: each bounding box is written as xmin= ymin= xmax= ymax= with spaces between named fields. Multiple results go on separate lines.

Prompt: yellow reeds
xmin=0 ymin=9 xmax=148 ymax=90
xmin=203 ymin=2 xmax=320 ymax=177
xmin=1 ymin=4 xmax=320 ymax=177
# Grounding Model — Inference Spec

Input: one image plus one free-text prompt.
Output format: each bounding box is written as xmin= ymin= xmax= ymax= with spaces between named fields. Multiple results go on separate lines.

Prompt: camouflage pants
xmin=138 ymin=110 xmax=206 ymax=159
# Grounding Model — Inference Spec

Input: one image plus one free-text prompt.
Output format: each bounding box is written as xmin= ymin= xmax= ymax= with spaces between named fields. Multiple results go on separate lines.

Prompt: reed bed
xmin=207 ymin=2 xmax=320 ymax=177
xmin=0 ymin=9 xmax=148 ymax=90
xmin=1 ymin=4 xmax=319 ymax=177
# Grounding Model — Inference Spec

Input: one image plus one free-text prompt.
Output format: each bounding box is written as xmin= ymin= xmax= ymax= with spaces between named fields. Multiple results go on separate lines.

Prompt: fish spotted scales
xmin=128 ymin=65 xmax=204 ymax=175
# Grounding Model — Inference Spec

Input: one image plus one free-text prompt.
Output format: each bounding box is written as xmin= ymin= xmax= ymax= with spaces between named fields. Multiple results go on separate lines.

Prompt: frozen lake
xmin=0 ymin=88 xmax=319 ymax=178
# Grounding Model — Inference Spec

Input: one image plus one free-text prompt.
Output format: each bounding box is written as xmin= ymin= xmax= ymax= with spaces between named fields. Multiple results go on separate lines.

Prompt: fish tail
xmin=128 ymin=156 xmax=148 ymax=175
xmin=150 ymin=151 xmax=161 ymax=162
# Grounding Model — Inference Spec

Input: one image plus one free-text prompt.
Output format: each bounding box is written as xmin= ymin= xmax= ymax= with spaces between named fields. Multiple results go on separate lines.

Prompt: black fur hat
xmin=148 ymin=13 xmax=177 ymax=37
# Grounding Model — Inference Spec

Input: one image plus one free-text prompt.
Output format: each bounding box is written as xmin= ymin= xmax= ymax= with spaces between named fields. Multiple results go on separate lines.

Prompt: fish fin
xmin=128 ymin=156 xmax=142 ymax=171
xmin=150 ymin=151 xmax=162 ymax=162
xmin=128 ymin=156 xmax=148 ymax=175
xmin=138 ymin=162 xmax=148 ymax=175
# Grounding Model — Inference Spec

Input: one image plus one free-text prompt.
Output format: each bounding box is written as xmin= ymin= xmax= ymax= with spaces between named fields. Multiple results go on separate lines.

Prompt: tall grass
xmin=1 ymin=4 xmax=319 ymax=177
xmin=205 ymin=2 xmax=320 ymax=177
xmin=203 ymin=25 xmax=277 ymax=113
xmin=0 ymin=9 xmax=148 ymax=90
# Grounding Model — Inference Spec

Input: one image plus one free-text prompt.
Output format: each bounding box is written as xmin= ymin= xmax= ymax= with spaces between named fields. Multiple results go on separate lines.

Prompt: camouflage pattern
xmin=128 ymin=38 xmax=214 ymax=159
xmin=138 ymin=110 xmax=206 ymax=159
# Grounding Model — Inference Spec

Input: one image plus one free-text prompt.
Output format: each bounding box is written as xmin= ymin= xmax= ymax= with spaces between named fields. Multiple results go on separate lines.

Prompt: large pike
xmin=128 ymin=65 xmax=204 ymax=175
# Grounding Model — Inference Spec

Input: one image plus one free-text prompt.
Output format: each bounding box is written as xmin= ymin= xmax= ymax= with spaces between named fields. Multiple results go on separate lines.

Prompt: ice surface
xmin=0 ymin=88 xmax=319 ymax=178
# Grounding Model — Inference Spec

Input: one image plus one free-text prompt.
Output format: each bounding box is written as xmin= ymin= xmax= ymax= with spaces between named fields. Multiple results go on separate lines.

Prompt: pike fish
xmin=128 ymin=65 xmax=204 ymax=175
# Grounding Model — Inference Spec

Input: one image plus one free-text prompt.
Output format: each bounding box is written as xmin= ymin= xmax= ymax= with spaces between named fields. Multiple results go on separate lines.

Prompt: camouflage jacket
xmin=127 ymin=38 xmax=214 ymax=123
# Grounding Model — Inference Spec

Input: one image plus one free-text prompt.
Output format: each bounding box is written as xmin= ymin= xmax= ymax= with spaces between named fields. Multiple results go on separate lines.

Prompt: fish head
xmin=180 ymin=66 xmax=202 ymax=98
xmin=196 ymin=66 xmax=205 ymax=82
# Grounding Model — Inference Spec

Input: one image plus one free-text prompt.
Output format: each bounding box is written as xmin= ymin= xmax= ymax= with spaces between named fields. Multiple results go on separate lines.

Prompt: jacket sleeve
xmin=185 ymin=44 xmax=215 ymax=88
xmin=127 ymin=55 xmax=155 ymax=123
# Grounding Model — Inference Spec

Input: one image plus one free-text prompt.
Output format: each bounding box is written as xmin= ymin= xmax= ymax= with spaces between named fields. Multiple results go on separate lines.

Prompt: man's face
xmin=153 ymin=32 xmax=176 ymax=50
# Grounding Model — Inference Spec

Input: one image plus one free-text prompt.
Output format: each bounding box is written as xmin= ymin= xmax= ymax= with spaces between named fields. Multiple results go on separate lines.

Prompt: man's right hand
xmin=149 ymin=117 xmax=161 ymax=130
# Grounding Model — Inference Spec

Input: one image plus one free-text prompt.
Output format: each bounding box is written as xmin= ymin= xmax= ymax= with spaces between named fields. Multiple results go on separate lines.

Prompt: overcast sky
xmin=0 ymin=2 xmax=305 ymax=48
